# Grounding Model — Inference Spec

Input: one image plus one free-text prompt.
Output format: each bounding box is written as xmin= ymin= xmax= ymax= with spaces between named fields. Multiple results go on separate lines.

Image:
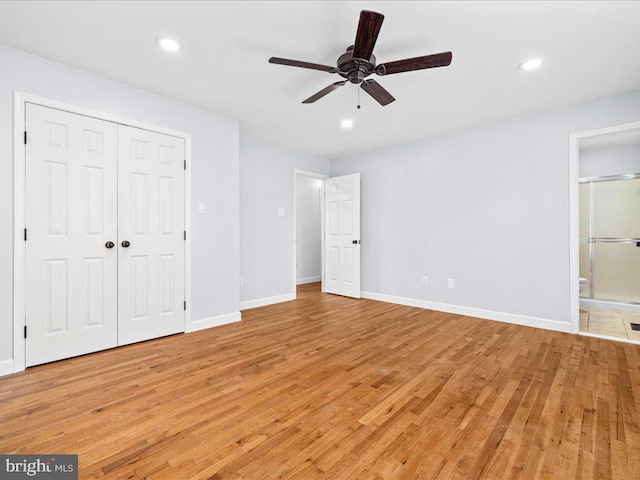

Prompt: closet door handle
xmin=121 ymin=240 xmax=131 ymax=248
xmin=105 ymin=241 xmax=115 ymax=249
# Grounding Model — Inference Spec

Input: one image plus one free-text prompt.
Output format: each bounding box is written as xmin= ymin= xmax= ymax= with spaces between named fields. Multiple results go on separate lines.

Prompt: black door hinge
xmin=24 ymin=228 xmax=27 ymax=241
xmin=24 ymin=326 xmax=27 ymax=338
xmin=24 ymin=131 xmax=27 ymax=145
xmin=184 ymin=230 xmax=186 ymax=240
xmin=184 ymin=160 xmax=186 ymax=170
xmin=184 ymin=301 xmax=186 ymax=311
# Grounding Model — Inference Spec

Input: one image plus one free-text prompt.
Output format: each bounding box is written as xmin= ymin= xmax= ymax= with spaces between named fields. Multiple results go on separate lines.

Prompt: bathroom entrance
xmin=575 ymin=125 xmax=640 ymax=341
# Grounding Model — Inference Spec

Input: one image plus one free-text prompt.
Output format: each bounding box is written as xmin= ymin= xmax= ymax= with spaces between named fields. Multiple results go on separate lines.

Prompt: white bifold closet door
xmin=25 ymin=104 xmax=185 ymax=366
xmin=117 ymin=125 xmax=185 ymax=346
xmin=26 ymin=104 xmax=119 ymax=366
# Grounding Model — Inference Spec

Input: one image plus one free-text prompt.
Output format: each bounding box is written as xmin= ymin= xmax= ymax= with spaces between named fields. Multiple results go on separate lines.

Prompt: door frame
xmin=293 ymin=170 xmax=328 ymax=296
xmin=13 ymin=91 xmax=192 ymax=373
xmin=568 ymin=120 xmax=640 ymax=337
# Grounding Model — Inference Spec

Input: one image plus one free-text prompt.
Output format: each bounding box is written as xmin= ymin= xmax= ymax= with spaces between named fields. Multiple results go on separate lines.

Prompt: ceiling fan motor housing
xmin=337 ymin=45 xmax=376 ymax=84
xmin=268 ymin=10 xmax=451 ymax=106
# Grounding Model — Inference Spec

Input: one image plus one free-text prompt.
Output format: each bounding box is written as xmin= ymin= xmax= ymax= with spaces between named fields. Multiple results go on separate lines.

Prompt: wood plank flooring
xmin=2 ymin=282 xmax=640 ymax=479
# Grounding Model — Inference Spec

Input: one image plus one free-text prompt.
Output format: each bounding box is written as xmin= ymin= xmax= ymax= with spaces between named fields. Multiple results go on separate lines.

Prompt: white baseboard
xmin=361 ymin=291 xmax=574 ymax=334
xmin=187 ymin=311 xmax=241 ymax=333
xmin=296 ymin=276 xmax=321 ymax=285
xmin=240 ymin=292 xmax=296 ymax=311
xmin=0 ymin=358 xmax=15 ymax=377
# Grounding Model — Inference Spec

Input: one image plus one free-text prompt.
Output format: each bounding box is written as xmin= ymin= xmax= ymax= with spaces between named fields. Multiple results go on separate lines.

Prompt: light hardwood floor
xmin=2 ymin=283 xmax=640 ymax=479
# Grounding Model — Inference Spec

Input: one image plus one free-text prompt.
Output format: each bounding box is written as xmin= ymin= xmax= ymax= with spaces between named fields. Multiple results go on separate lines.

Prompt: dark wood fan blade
xmin=361 ymin=79 xmax=395 ymax=106
xmin=269 ymin=57 xmax=336 ymax=73
xmin=302 ymin=81 xmax=347 ymax=104
xmin=352 ymin=10 xmax=384 ymax=61
xmin=377 ymin=52 xmax=452 ymax=75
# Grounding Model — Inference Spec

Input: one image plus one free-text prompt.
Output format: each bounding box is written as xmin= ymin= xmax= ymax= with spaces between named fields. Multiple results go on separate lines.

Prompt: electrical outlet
xmin=239 ymin=277 xmax=244 ymax=287
xmin=278 ymin=208 xmax=285 ymax=217
xmin=421 ymin=275 xmax=428 ymax=285
xmin=448 ymin=278 xmax=454 ymax=288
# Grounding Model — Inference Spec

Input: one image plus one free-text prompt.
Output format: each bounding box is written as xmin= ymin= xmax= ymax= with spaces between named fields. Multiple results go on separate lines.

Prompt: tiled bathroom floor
xmin=580 ymin=307 xmax=640 ymax=341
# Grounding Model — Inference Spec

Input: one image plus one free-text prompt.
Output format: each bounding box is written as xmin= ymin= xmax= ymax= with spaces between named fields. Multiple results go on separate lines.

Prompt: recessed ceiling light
xmin=518 ymin=58 xmax=543 ymax=71
xmin=341 ymin=119 xmax=354 ymax=129
xmin=156 ymin=37 xmax=181 ymax=52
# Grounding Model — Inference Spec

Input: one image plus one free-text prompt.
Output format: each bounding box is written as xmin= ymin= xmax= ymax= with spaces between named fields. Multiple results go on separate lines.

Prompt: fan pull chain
xmin=357 ymin=84 xmax=361 ymax=109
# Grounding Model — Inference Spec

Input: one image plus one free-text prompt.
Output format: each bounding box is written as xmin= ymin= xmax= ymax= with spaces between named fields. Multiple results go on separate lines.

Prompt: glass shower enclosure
xmin=579 ymin=174 xmax=640 ymax=303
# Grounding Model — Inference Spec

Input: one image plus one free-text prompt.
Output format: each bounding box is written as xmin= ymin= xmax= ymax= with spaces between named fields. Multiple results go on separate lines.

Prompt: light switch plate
xmin=198 ymin=203 xmax=206 ymax=214
xmin=278 ymin=208 xmax=285 ymax=217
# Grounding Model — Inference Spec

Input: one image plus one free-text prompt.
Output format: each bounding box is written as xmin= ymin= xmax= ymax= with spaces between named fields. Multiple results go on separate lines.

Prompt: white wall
xmin=240 ymin=136 xmax=329 ymax=307
xmin=0 ymin=45 xmax=240 ymax=365
xmin=295 ymin=174 xmax=323 ymax=284
xmin=580 ymin=143 xmax=640 ymax=178
xmin=331 ymin=90 xmax=640 ymax=330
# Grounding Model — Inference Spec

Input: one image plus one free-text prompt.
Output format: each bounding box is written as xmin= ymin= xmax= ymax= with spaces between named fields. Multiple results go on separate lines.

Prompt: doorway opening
xmin=570 ymin=121 xmax=640 ymax=343
xmin=293 ymin=170 xmax=327 ymax=295
xmin=293 ymin=170 xmax=362 ymax=300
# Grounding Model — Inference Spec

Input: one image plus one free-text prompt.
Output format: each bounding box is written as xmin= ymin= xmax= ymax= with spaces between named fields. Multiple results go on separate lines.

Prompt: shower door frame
xmin=579 ymin=173 xmax=640 ymax=303
xmin=569 ymin=120 xmax=640 ymax=338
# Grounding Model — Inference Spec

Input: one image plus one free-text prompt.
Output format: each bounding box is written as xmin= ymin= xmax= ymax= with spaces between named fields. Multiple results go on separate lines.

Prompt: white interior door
xmin=25 ymin=103 xmax=118 ymax=366
xmin=324 ymin=173 xmax=361 ymax=298
xmin=117 ymin=125 xmax=185 ymax=345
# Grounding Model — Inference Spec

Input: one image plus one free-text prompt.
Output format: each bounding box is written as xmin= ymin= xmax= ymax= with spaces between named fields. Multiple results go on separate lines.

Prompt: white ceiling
xmin=1 ymin=1 xmax=639 ymax=158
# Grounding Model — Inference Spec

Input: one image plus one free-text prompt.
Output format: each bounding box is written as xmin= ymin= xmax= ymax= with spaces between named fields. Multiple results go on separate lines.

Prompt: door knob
xmin=352 ymin=240 xmax=360 ymax=244
xmin=121 ymin=240 xmax=131 ymax=248
xmin=105 ymin=241 xmax=115 ymax=249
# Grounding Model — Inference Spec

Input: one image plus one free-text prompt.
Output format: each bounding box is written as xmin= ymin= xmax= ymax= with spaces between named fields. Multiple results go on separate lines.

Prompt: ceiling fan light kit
xmin=269 ymin=10 xmax=452 ymax=107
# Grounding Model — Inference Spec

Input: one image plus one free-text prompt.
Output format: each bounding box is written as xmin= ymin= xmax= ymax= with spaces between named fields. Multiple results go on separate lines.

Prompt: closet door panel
xmin=25 ymin=103 xmax=118 ymax=366
xmin=117 ymin=125 xmax=185 ymax=345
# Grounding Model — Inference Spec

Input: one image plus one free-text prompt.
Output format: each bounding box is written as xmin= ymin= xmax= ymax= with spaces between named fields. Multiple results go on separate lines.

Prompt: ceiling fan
xmin=269 ymin=10 xmax=452 ymax=107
